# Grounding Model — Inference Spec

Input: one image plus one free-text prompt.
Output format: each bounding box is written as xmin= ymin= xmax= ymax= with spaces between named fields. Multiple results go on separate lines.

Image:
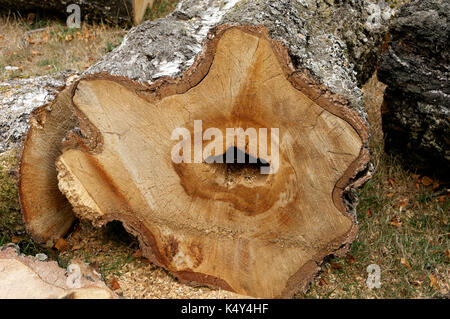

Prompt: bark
xmin=0 ymin=0 xmax=154 ymax=25
xmin=378 ymin=0 xmax=449 ymax=179
xmin=19 ymin=0 xmax=381 ymax=298
xmin=0 ymin=244 xmax=117 ymax=299
xmin=0 ymin=72 xmax=78 ymax=154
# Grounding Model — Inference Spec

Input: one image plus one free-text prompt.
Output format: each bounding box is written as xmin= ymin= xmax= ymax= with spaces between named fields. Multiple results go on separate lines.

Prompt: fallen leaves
xmin=388 ymin=178 xmax=396 ymax=187
xmin=390 ymin=216 xmax=402 ymax=228
xmin=421 ymin=176 xmax=433 ymax=187
xmin=428 ymin=274 xmax=439 ymax=291
xmin=397 ymin=199 xmax=411 ymax=211
xmin=400 ymin=258 xmax=412 ymax=270
xmin=111 ymin=277 xmax=121 ymax=290
xmin=318 ymin=276 xmax=328 ymax=287
xmin=132 ymin=249 xmax=142 ymax=258
xmin=347 ymin=254 xmax=356 ymax=264
xmin=331 ymin=263 xmax=342 ymax=271
xmin=54 ymin=238 xmax=68 ymax=252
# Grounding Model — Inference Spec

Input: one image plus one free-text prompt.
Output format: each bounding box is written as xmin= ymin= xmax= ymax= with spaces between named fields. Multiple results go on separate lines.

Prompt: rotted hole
xmin=102 ymin=220 xmax=138 ymax=247
xmin=205 ymin=146 xmax=270 ymax=185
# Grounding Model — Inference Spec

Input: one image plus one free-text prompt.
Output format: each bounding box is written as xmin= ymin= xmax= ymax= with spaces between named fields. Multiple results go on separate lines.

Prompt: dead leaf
xmin=429 ymin=274 xmax=439 ymax=290
xmin=415 ymin=183 xmax=421 ymax=191
xmin=111 ymin=277 xmax=120 ymax=290
xmin=71 ymin=243 xmax=83 ymax=250
xmin=132 ymin=249 xmax=142 ymax=258
xmin=141 ymin=258 xmax=151 ymax=264
xmin=331 ymin=263 xmax=342 ymax=270
xmin=386 ymin=193 xmax=394 ymax=198
xmin=366 ymin=208 xmax=372 ymax=217
xmin=438 ymin=195 xmax=447 ymax=203
xmin=400 ymin=258 xmax=412 ymax=269
xmin=398 ymin=199 xmax=410 ymax=211
xmin=318 ymin=276 xmax=327 ymax=287
xmin=388 ymin=178 xmax=396 ymax=187
xmin=421 ymin=176 xmax=433 ymax=187
xmin=390 ymin=216 xmax=402 ymax=228
xmin=347 ymin=254 xmax=356 ymax=264
xmin=54 ymin=238 xmax=68 ymax=252
xmin=31 ymin=50 xmax=39 ymax=56
xmin=445 ymin=250 xmax=450 ymax=259
xmin=11 ymin=237 xmax=21 ymax=243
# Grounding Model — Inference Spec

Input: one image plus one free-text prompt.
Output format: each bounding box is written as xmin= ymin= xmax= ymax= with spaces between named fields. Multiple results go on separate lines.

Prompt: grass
xmin=0 ymin=1 xmax=178 ymax=80
xmin=144 ymin=0 xmax=180 ymax=21
xmin=296 ymin=76 xmax=449 ymax=299
xmin=0 ymin=1 xmax=448 ymax=299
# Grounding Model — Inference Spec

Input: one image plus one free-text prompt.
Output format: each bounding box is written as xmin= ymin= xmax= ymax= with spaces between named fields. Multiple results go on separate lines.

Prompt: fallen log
xmin=19 ymin=0 xmax=381 ymax=298
xmin=378 ymin=0 xmax=449 ymax=179
xmin=0 ymin=72 xmax=78 ymax=154
xmin=0 ymin=0 xmax=154 ymax=25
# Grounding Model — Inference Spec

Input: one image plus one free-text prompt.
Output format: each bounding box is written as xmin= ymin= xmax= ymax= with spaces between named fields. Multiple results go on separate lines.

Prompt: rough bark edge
xmin=63 ymin=25 xmax=371 ymax=297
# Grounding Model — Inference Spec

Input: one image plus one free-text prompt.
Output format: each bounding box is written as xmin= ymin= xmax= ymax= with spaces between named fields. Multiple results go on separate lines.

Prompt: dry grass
xmin=296 ymin=75 xmax=449 ymax=299
xmin=0 ymin=1 xmax=448 ymax=299
xmin=0 ymin=0 xmax=179 ymax=80
xmin=0 ymin=15 xmax=126 ymax=80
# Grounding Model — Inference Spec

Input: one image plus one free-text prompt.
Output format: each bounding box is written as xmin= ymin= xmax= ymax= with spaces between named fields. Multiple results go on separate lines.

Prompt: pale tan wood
xmin=0 ymin=246 xmax=116 ymax=299
xmin=132 ymin=0 xmax=155 ymax=25
xmin=53 ymin=27 xmax=367 ymax=298
xmin=19 ymin=89 xmax=76 ymax=245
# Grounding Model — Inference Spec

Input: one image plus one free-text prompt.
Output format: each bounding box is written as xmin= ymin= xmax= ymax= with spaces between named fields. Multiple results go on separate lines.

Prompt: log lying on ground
xmin=0 ymin=244 xmax=116 ymax=299
xmin=0 ymin=72 xmax=78 ymax=154
xmin=378 ymin=0 xmax=449 ymax=179
xmin=19 ymin=0 xmax=380 ymax=298
xmin=0 ymin=72 xmax=78 ymax=245
xmin=0 ymin=0 xmax=155 ymax=25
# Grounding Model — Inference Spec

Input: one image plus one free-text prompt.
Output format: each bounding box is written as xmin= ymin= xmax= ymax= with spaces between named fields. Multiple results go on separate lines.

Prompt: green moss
xmin=0 ymin=150 xmax=21 ymax=234
xmin=0 ymin=149 xmax=48 ymax=256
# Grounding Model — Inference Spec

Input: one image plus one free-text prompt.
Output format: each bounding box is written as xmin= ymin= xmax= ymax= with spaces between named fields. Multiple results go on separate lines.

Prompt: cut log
xmin=19 ymin=88 xmax=77 ymax=245
xmin=0 ymin=0 xmax=155 ymax=25
xmin=19 ymin=0 xmax=376 ymax=298
xmin=0 ymin=71 xmax=78 ymax=154
xmin=0 ymin=72 xmax=78 ymax=245
xmin=0 ymin=244 xmax=116 ymax=299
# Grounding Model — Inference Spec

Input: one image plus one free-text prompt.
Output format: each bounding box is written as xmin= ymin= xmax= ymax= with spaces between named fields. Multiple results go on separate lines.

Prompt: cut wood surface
xmin=0 ymin=0 xmax=155 ymax=25
xmin=0 ymin=245 xmax=116 ymax=299
xmin=17 ymin=0 xmax=382 ymax=298
xmin=19 ymin=89 xmax=76 ymax=245
xmin=56 ymin=26 xmax=368 ymax=298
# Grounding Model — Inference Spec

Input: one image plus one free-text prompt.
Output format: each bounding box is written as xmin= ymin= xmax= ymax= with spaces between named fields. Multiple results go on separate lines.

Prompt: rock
xmin=0 ymin=71 xmax=79 ymax=154
xmin=378 ymin=0 xmax=449 ymax=179
xmin=0 ymin=245 xmax=117 ymax=299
